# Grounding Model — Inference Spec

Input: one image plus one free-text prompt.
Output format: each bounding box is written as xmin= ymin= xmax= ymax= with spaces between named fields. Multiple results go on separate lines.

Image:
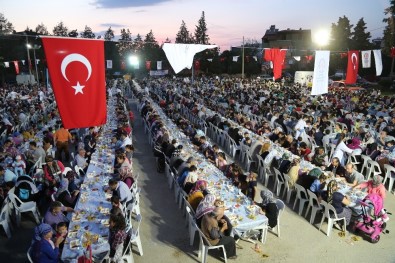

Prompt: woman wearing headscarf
xmin=187 ymin=180 xmax=208 ymax=211
xmin=55 ymin=178 xmax=79 ymax=207
xmin=195 ymin=194 xmax=216 ymax=227
xmin=256 ymin=189 xmax=279 ymax=228
xmin=30 ymin=223 xmax=64 ymax=263
xmin=353 ymin=174 xmax=386 ymax=201
xmin=326 ymin=180 xmax=352 ymax=229
xmin=118 ymin=168 xmax=134 ymax=189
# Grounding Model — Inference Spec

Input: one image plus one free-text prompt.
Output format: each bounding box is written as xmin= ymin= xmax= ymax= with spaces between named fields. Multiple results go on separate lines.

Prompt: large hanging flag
xmin=263 ymin=48 xmax=287 ymax=80
xmin=162 ymin=43 xmax=217 ymax=74
xmin=41 ymin=37 xmax=106 ymax=129
xmin=157 ymin=61 xmax=162 ymax=70
xmin=13 ymin=61 xmax=19 ymax=74
xmin=361 ymin=50 xmax=371 ymax=68
xmin=373 ymin=50 xmax=383 ymax=76
xmin=345 ymin=50 xmax=359 ymax=84
xmin=311 ymin=51 xmax=330 ymax=95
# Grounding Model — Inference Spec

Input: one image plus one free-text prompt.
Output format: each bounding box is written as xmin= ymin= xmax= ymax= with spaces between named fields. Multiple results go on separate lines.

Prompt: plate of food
xmin=101 ymin=219 xmax=110 ymax=226
xmin=73 ymin=225 xmax=81 ymax=231
xmin=70 ymin=239 xmax=81 ymax=249
xmin=72 ymin=214 xmax=81 ymax=222
xmin=68 ymin=231 xmax=78 ymax=239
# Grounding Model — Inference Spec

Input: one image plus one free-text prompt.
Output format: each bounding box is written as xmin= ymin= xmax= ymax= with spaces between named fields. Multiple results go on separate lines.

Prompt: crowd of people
xmin=139 ymin=75 xmax=392 ymax=233
xmin=0 ymin=80 xmax=140 ymax=262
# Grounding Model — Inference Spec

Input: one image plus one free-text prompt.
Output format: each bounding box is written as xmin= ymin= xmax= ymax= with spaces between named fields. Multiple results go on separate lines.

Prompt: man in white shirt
xmin=120 ymin=132 xmax=132 ymax=150
xmin=75 ymin=148 xmax=88 ymax=172
xmin=294 ymin=116 xmax=308 ymax=139
xmin=108 ymin=179 xmax=133 ymax=205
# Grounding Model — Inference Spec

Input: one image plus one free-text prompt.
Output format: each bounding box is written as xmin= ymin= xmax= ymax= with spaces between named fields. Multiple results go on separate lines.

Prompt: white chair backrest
xmin=307 ymin=189 xmax=320 ymax=206
xmin=294 ymin=184 xmax=307 ymax=199
xmin=276 ymin=199 xmax=285 ymax=212
xmin=274 ymin=168 xmax=284 ymax=183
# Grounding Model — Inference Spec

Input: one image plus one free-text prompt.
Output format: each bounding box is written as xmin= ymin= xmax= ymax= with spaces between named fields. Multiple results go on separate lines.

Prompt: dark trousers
xmin=56 ymin=141 xmax=70 ymax=162
xmin=217 ymin=236 xmax=236 ymax=257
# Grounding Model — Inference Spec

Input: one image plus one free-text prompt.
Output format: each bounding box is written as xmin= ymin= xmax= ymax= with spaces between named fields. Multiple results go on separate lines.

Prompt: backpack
xmin=15 ymin=181 xmax=32 ymax=202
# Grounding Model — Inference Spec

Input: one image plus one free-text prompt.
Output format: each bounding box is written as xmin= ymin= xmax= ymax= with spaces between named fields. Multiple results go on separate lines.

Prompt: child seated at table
xmin=109 ymin=214 xmax=127 ymax=262
xmin=111 ymin=196 xmax=124 ymax=215
xmin=55 ymin=222 xmax=68 ymax=250
xmin=215 ymin=152 xmax=227 ymax=171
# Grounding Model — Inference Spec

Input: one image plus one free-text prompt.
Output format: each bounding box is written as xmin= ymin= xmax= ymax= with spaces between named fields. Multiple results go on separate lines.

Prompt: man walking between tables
xmin=54 ymin=125 xmax=72 ymax=163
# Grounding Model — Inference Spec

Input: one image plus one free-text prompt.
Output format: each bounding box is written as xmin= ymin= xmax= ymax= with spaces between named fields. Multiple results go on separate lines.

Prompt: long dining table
xmin=61 ymin=92 xmax=120 ymax=262
xmin=144 ymin=95 xmax=269 ymax=241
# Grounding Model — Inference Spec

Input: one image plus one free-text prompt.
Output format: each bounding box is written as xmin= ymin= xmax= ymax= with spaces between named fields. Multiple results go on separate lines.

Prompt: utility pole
xmin=241 ymin=36 xmax=245 ymax=79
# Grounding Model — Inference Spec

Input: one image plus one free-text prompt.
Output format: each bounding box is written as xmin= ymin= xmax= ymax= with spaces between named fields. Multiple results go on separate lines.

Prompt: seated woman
xmin=119 ymin=169 xmax=134 ymax=189
xmin=116 ymin=153 xmax=132 ymax=175
xmin=182 ymin=166 xmax=199 ymax=193
xmin=215 ymin=152 xmax=228 ymax=172
xmin=298 ymin=142 xmax=312 ymax=161
xmin=30 ymin=223 xmax=64 ymax=263
xmin=353 ymin=174 xmax=386 ymax=201
xmin=312 ymin=147 xmax=329 ymax=168
xmin=256 ymin=189 xmax=279 ymax=228
xmin=187 ymin=180 xmax=208 ymax=211
xmin=44 ymin=201 xmax=74 ymax=229
xmin=259 ymin=143 xmax=271 ymax=160
xmin=195 ymin=194 xmax=216 ymax=227
xmin=287 ymin=158 xmax=301 ymax=188
xmin=247 ymin=172 xmax=258 ymax=201
xmin=200 ymin=207 xmax=237 ymax=259
xmin=43 ymin=156 xmax=65 ymax=195
xmin=55 ymin=178 xmax=79 ymax=207
xmin=326 ymin=180 xmax=352 ymax=230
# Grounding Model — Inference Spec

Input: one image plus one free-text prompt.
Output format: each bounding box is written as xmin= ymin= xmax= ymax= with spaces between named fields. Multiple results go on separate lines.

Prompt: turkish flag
xmin=145 ymin=61 xmax=151 ymax=70
xmin=264 ymin=48 xmax=286 ymax=80
xmin=41 ymin=37 xmax=106 ymax=129
xmin=194 ymin=60 xmax=200 ymax=71
xmin=345 ymin=50 xmax=359 ymax=84
xmin=13 ymin=61 xmax=19 ymax=75
xmin=391 ymin=47 xmax=395 ymax=58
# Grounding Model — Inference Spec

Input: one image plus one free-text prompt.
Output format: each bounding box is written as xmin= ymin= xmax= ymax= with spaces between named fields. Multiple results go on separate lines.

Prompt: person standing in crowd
xmin=53 ymin=125 xmax=72 ymax=163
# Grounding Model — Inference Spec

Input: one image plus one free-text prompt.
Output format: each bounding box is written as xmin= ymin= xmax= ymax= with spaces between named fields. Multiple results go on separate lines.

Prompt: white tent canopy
xmin=162 ymin=43 xmax=217 ymax=74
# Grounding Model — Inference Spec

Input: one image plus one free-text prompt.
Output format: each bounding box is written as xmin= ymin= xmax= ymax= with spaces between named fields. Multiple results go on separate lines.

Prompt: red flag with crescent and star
xmin=42 ymin=37 xmax=106 ymax=128
xmin=345 ymin=50 xmax=359 ymax=84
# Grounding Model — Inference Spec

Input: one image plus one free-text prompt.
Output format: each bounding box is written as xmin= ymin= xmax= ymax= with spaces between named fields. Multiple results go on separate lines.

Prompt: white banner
xmin=149 ymin=70 xmax=169 ymax=76
xmin=35 ymin=59 xmax=40 ymax=64
xmin=157 ymin=61 xmax=162 ymax=70
xmin=232 ymin=56 xmax=239 ymax=62
xmin=311 ymin=50 xmax=330 ymax=96
xmin=361 ymin=50 xmax=371 ymax=68
xmin=293 ymin=56 xmax=301 ymax=61
xmin=253 ymin=56 xmax=257 ymax=61
xmin=4 ymin=62 xmax=9 ymax=68
xmin=373 ymin=49 xmax=383 ymax=76
xmin=21 ymin=60 xmax=25 ymax=65
xmin=106 ymin=60 xmax=112 ymax=69
xmin=207 ymin=59 xmax=213 ymax=62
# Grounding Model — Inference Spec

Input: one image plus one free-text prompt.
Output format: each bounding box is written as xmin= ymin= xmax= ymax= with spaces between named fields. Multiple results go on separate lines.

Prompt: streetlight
xmin=27 ymin=44 xmax=41 ymax=84
xmin=313 ymin=29 xmax=330 ymax=48
xmin=128 ymin=55 xmax=139 ymax=68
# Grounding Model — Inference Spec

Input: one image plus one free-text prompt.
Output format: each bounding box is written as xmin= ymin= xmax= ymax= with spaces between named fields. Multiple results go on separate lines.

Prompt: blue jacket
xmin=32 ymin=239 xmax=59 ymax=263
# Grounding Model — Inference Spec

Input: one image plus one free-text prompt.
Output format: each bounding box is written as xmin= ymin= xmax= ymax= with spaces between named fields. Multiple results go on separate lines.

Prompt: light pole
xmin=25 ymin=36 xmax=32 ymax=83
xmin=27 ymin=44 xmax=41 ymax=84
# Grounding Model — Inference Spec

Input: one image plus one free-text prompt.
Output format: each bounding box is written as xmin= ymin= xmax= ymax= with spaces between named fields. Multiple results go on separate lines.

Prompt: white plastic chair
xmin=7 ymin=193 xmax=40 ymax=227
xmin=185 ymin=205 xmax=199 ymax=246
xmin=383 ymin=164 xmax=395 ymax=194
xmin=130 ymin=214 xmax=143 ymax=256
xmin=360 ymin=155 xmax=372 ymax=176
xmin=318 ymin=200 xmax=346 ymax=237
xmin=268 ymin=199 xmax=285 ymax=238
xmin=0 ymin=205 xmax=12 ymax=238
xmin=27 ymin=246 xmax=33 ymax=263
xmin=282 ymin=174 xmax=294 ymax=203
xmin=292 ymin=184 xmax=309 ymax=216
xmin=196 ymin=222 xmax=228 ymax=263
xmin=305 ymin=189 xmax=323 ymax=224
xmin=273 ymin=168 xmax=285 ymax=196
xmin=366 ymin=160 xmax=381 ymax=181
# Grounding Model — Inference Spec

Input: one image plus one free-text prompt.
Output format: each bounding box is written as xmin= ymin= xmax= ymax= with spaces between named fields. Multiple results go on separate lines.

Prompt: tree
xmin=351 ymin=18 xmax=372 ymax=50
xmin=104 ymin=26 xmax=114 ymax=41
xmin=175 ymin=20 xmax=193 ymax=43
xmin=80 ymin=25 xmax=95 ymax=38
xmin=133 ymin=33 xmax=144 ymax=52
xmin=116 ymin=28 xmax=134 ymax=58
xmin=144 ymin=30 xmax=159 ymax=49
xmin=330 ymin=15 xmax=353 ymax=50
xmin=53 ymin=22 xmax=68 ymax=37
xmin=383 ymin=3 xmax=395 ymax=55
xmin=194 ymin=11 xmax=209 ymax=44
xmin=68 ymin=29 xmax=78 ymax=38
xmin=35 ymin=23 xmax=49 ymax=35
xmin=0 ymin=13 xmax=14 ymax=35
